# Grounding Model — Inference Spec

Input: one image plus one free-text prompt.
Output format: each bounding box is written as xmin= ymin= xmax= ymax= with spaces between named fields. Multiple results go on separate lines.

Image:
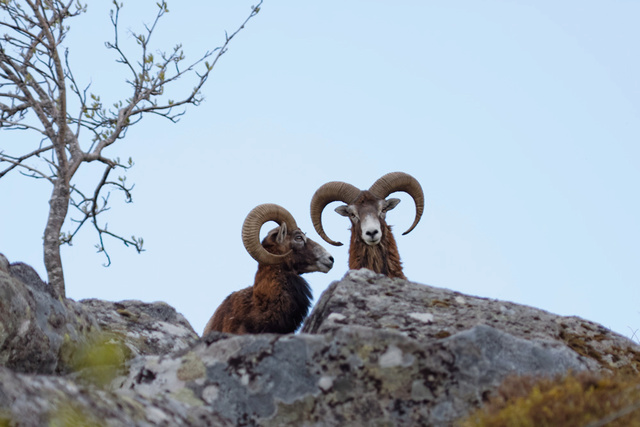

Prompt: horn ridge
xmin=369 ymin=172 xmax=424 ymax=235
xmin=242 ymin=203 xmax=297 ymax=265
xmin=310 ymin=181 xmax=361 ymax=246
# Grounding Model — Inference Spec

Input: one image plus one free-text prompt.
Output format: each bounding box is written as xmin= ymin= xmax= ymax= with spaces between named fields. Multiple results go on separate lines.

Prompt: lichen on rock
xmin=0 ymin=255 xmax=638 ymax=426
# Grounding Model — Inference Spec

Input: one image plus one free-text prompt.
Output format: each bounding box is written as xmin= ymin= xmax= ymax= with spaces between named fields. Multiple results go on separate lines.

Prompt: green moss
xmin=67 ymin=332 xmax=131 ymax=388
xmin=458 ymin=372 xmax=640 ymax=427
xmin=49 ymin=400 xmax=103 ymax=427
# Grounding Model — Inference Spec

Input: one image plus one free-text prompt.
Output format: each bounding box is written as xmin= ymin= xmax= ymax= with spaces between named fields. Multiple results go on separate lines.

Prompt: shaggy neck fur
xmin=348 ymin=223 xmax=406 ymax=279
xmin=251 ymin=264 xmax=312 ymax=333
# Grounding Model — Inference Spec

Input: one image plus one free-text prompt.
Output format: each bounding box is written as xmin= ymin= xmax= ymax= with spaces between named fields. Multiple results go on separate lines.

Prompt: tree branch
xmin=1 ymin=0 xmax=263 ymax=295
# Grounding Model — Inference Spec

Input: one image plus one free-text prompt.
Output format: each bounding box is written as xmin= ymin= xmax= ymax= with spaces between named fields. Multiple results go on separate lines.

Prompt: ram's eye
xmin=295 ymin=235 xmax=304 ymax=242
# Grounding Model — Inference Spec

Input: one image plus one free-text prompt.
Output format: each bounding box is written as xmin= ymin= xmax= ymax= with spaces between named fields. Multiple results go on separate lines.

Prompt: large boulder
xmin=119 ymin=324 xmax=593 ymax=426
xmin=0 ymin=258 xmax=97 ymax=374
xmin=79 ymin=298 xmax=199 ymax=358
xmin=116 ymin=269 xmax=638 ymax=426
xmin=0 ymin=365 xmax=226 ymax=426
xmin=303 ymin=269 xmax=639 ymax=375
xmin=0 ymin=254 xmax=198 ymax=376
xmin=1 ymin=255 xmax=638 ymax=426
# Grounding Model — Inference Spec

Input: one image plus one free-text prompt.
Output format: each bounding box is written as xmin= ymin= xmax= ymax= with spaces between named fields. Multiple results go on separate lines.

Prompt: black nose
xmin=329 ymin=256 xmax=334 ymax=263
xmin=366 ymin=230 xmax=379 ymax=238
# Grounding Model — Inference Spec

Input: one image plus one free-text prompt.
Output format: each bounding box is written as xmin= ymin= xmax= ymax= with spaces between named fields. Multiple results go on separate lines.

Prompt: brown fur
xmin=203 ymin=226 xmax=331 ymax=336
xmin=348 ymin=223 xmax=406 ymax=279
xmin=343 ymin=191 xmax=407 ymax=279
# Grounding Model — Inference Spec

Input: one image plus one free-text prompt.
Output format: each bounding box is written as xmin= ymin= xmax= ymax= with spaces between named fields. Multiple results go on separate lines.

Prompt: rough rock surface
xmin=0 ymin=256 xmax=198 ymax=376
xmin=120 ymin=324 xmax=592 ymax=426
xmin=304 ymin=269 xmax=640 ymax=374
xmin=0 ymin=365 xmax=227 ymax=426
xmin=79 ymin=298 xmax=198 ymax=357
xmin=118 ymin=270 xmax=639 ymax=426
xmin=0 ymin=261 xmax=97 ymax=374
xmin=0 ymin=254 xmax=638 ymax=426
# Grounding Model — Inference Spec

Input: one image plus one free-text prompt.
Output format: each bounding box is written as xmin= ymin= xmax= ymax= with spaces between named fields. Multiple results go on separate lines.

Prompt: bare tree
xmin=0 ymin=0 xmax=262 ymax=298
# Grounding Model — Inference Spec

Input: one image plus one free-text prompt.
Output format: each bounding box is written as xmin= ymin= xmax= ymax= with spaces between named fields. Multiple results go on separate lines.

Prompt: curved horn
xmin=369 ymin=172 xmax=424 ymax=235
xmin=242 ymin=203 xmax=298 ymax=265
xmin=310 ymin=181 xmax=361 ymax=246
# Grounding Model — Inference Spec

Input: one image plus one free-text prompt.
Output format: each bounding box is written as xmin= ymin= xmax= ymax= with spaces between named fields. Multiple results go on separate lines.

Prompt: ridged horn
xmin=310 ymin=181 xmax=361 ymax=246
xmin=369 ymin=172 xmax=424 ymax=235
xmin=242 ymin=203 xmax=298 ymax=265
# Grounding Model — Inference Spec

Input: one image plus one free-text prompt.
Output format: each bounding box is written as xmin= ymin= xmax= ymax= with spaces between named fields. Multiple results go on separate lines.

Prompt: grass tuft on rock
xmin=459 ymin=371 xmax=640 ymax=427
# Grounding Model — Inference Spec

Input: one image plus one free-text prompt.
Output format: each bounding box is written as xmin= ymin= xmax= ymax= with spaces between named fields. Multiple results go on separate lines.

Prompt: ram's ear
xmin=276 ymin=223 xmax=288 ymax=244
xmin=335 ymin=205 xmax=350 ymax=217
xmin=383 ymin=198 xmax=401 ymax=212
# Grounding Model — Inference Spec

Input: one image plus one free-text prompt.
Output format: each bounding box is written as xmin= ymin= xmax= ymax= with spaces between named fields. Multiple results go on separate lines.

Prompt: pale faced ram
xmin=310 ymin=172 xmax=424 ymax=279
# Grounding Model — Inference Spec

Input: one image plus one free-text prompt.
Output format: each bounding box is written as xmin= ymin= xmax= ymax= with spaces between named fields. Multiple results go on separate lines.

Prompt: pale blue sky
xmin=1 ymin=1 xmax=639 ymax=338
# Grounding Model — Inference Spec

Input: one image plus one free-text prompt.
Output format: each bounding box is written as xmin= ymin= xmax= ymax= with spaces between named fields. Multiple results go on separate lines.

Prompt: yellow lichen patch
xmin=458 ymin=371 xmax=640 ymax=427
xmin=170 ymin=388 xmax=205 ymax=407
xmin=263 ymin=394 xmax=317 ymax=427
xmin=357 ymin=343 xmax=376 ymax=362
xmin=68 ymin=332 xmax=130 ymax=388
xmin=177 ymin=351 xmax=206 ymax=382
xmin=49 ymin=400 xmax=103 ymax=427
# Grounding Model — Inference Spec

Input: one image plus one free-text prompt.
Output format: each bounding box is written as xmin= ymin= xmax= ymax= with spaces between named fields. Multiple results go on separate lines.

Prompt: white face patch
xmin=314 ymin=245 xmax=334 ymax=273
xmin=360 ymin=213 xmax=382 ymax=246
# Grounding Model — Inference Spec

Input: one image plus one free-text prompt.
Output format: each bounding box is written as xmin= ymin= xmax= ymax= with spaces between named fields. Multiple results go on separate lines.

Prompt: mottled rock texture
xmin=0 ymin=255 xmax=638 ymax=426
xmin=120 ymin=270 xmax=638 ymax=426
xmin=0 ymin=261 xmax=96 ymax=374
xmin=0 ymin=365 xmax=230 ymax=426
xmin=79 ymin=298 xmax=198 ymax=358
xmin=0 ymin=256 xmax=197 ymax=376
xmin=304 ymin=269 xmax=639 ymax=375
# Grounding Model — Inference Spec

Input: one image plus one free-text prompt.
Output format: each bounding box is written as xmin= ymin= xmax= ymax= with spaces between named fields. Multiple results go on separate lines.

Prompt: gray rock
xmin=0 ymin=255 xmax=197 ymax=376
xmin=303 ymin=269 xmax=640 ymax=374
xmin=0 ymin=365 xmax=230 ymax=426
xmin=79 ymin=299 xmax=198 ymax=358
xmin=1 ymin=258 xmax=639 ymax=426
xmin=0 ymin=253 xmax=10 ymax=274
xmin=0 ymin=260 xmax=97 ymax=374
xmin=118 ymin=321 xmax=596 ymax=426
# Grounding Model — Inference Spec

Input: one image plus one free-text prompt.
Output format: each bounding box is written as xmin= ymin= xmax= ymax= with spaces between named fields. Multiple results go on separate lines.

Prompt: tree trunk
xmin=43 ymin=177 xmax=70 ymax=299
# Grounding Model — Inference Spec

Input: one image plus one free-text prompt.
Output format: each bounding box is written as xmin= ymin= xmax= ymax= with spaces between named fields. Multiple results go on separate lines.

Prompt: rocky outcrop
xmin=79 ymin=298 xmax=198 ymax=358
xmin=118 ymin=269 xmax=638 ymax=426
xmin=119 ymin=324 xmax=591 ymax=426
xmin=0 ymin=255 xmax=198 ymax=376
xmin=303 ymin=269 xmax=639 ymax=374
xmin=0 ymin=254 xmax=638 ymax=426
xmin=0 ymin=261 xmax=96 ymax=374
xmin=0 ymin=365 xmax=223 ymax=426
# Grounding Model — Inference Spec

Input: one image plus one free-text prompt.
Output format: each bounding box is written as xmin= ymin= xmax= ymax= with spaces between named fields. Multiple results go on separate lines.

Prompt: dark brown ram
xmin=203 ymin=204 xmax=333 ymax=335
xmin=310 ymin=172 xmax=424 ymax=279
